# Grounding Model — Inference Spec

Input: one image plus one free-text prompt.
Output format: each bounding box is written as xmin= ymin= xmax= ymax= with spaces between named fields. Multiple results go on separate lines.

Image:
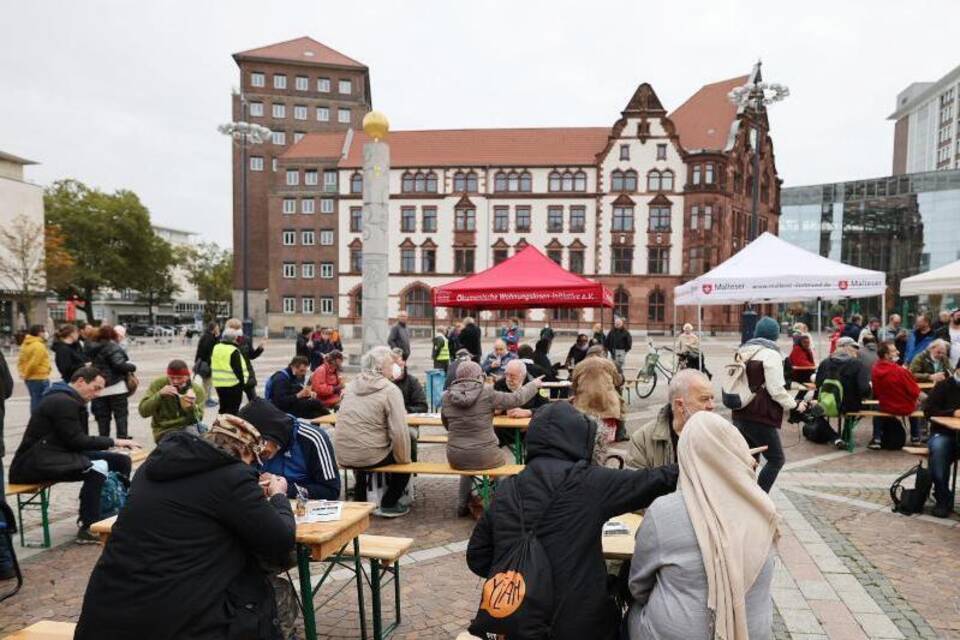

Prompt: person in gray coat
xmin=387 ymin=311 xmax=411 ymax=361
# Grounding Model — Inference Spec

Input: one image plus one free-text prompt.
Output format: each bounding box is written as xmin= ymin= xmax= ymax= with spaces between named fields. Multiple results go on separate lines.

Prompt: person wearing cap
xmin=310 ymin=350 xmax=345 ymax=409
xmin=732 ymin=316 xmax=805 ymax=492
xmin=445 ymin=348 xmax=473 ymax=390
xmin=138 ymin=359 xmax=206 ymax=443
xmin=241 ymin=399 xmax=341 ymax=501
xmin=815 ymin=336 xmax=870 ymax=445
xmin=267 ymin=356 xmax=329 ymax=420
xmin=74 ymin=414 xmax=296 ymax=639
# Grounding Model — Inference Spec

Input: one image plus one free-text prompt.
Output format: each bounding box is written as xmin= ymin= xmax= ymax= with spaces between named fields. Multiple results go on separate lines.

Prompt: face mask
xmin=391 ymin=363 xmax=403 ymax=380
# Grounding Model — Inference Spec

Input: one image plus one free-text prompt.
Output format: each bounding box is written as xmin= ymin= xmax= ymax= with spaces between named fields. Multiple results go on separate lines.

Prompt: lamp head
xmin=362 ymin=111 xmax=389 ymax=141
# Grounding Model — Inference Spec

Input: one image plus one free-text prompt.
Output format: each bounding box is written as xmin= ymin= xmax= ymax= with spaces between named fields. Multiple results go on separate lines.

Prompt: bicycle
xmin=633 ymin=340 xmax=680 ymax=399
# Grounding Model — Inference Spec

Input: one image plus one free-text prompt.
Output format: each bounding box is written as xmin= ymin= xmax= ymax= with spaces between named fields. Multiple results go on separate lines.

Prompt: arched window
xmin=623 ymin=170 xmax=638 ymax=191
xmin=647 ymin=170 xmax=661 ymax=192
xmin=648 ymin=289 xmax=665 ymax=323
xmin=519 ymin=172 xmax=532 ymax=192
xmin=350 ymin=172 xmax=363 ymax=194
xmin=614 ymin=287 xmax=630 ymax=320
xmin=508 ymin=172 xmax=519 ymax=191
xmin=549 ymin=171 xmax=561 ymax=192
xmin=453 ymin=171 xmax=467 ymax=192
xmin=495 ymin=172 xmax=508 ymax=192
xmin=660 ymin=170 xmax=674 ymax=191
xmin=402 ymin=172 xmax=414 ymax=193
xmin=561 ymin=171 xmax=574 ymax=191
xmin=611 ymin=170 xmax=624 ymax=192
xmin=425 ymin=171 xmax=438 ymax=193
xmin=465 ymin=171 xmax=478 ymax=192
xmin=414 ymin=172 xmax=426 ymax=192
xmin=404 ymin=285 xmax=432 ymax=319
xmin=574 ymin=170 xmax=587 ymax=192
xmin=496 ymin=170 xmax=532 ymax=192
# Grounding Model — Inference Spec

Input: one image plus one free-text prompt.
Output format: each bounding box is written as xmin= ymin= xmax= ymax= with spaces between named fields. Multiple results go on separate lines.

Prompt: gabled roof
xmin=233 ymin=36 xmax=366 ymax=69
xmin=622 ymin=83 xmax=666 ymax=116
xmin=669 ymin=75 xmax=749 ymax=152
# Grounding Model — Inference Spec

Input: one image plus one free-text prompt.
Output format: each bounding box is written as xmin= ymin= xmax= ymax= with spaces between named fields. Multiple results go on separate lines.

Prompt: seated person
xmin=815 ymin=337 xmax=870 ymax=448
xmin=445 ymin=348 xmax=473 ymax=390
xmin=74 ymin=415 xmax=296 ymax=639
xmin=870 ymin=340 xmax=922 ymax=447
xmin=480 ymin=339 xmax=516 ymax=378
xmin=467 ymin=402 xmax=678 ymax=640
xmin=391 ymin=349 xmax=428 ymax=413
xmin=268 ymin=356 xmax=329 ymax=420
xmin=309 ymin=350 xmax=345 ymax=409
xmin=239 ymin=399 xmax=341 ymax=500
xmin=626 ymin=369 xmax=714 ymax=471
xmin=923 ymin=368 xmax=960 ymax=517
xmin=493 ymin=359 xmax=548 ymax=418
xmin=334 ymin=346 xmax=412 ymax=518
xmin=442 ymin=361 xmax=540 ymax=517
xmin=909 ymin=338 xmax=953 ymax=383
xmin=532 ymin=338 xmax=558 ymax=382
xmin=788 ymin=333 xmax=817 ymax=383
xmin=9 ymin=367 xmax=140 ymax=544
xmin=627 ymin=412 xmax=776 ymax=640
xmin=515 ymin=343 xmax=548 ymax=379
xmin=138 ymin=358 xmax=206 ymax=442
xmin=565 ymin=333 xmax=590 ymax=370
xmin=676 ymin=323 xmax=710 ymax=377
xmin=571 ymin=348 xmax=624 ymax=444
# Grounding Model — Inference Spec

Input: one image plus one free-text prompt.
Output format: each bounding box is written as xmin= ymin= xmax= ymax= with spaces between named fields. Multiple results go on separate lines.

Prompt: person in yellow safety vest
xmin=432 ymin=329 xmax=450 ymax=371
xmin=211 ymin=326 xmax=253 ymax=415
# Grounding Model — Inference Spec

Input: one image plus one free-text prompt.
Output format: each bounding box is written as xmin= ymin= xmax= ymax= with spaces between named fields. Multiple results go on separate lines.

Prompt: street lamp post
xmin=218 ymin=99 xmax=271 ymax=339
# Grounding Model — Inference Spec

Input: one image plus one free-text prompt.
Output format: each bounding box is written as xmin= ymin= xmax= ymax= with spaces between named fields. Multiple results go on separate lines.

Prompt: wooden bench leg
xmin=368 ymin=559 xmax=402 ymax=640
xmin=512 ymin=431 xmax=523 ymax=465
xmin=370 ymin=559 xmax=383 ymax=640
xmin=841 ymin=417 xmax=858 ymax=452
xmin=354 ymin=537 xmax=368 ymax=640
xmin=16 ymin=487 xmax=51 ymax=548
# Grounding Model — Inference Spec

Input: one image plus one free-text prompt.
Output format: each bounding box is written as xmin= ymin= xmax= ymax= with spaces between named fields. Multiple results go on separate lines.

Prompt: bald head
xmin=504 ymin=359 xmax=527 ymax=390
xmin=493 ymin=339 xmax=508 ymax=356
xmin=668 ymin=369 xmax=715 ymax=434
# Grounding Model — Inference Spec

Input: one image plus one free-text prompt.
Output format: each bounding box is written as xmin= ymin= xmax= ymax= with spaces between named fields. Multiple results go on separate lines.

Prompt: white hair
xmin=222 ymin=327 xmax=242 ymax=340
xmin=668 ymin=368 xmax=710 ymax=402
xmin=462 ymin=316 xmax=474 ymax=325
xmin=361 ymin=345 xmax=394 ymax=374
xmin=504 ymin=359 xmax=527 ymax=375
xmin=928 ymin=339 xmax=950 ymax=353
xmin=493 ymin=338 xmax=507 ymax=349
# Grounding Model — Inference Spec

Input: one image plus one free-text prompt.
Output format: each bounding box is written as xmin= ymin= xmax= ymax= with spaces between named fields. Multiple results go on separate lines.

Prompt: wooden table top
xmin=5 ymin=620 xmax=77 ymax=639
xmin=931 ymin=416 xmax=960 ymax=431
xmin=312 ymin=413 xmax=530 ymax=429
xmin=372 ymin=462 xmax=525 ymax=477
xmin=602 ymin=512 xmax=643 ymax=560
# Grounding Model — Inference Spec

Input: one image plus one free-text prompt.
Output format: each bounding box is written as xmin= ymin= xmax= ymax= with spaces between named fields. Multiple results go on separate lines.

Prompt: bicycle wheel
xmin=635 ymin=369 xmax=658 ymax=398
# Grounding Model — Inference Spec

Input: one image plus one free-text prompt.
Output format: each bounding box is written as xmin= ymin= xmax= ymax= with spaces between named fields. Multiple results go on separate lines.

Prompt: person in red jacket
xmin=828 ymin=316 xmax=845 ymax=354
xmin=788 ymin=334 xmax=817 ymax=383
xmin=309 ymin=350 xmax=344 ymax=409
xmin=870 ymin=340 xmax=921 ymax=448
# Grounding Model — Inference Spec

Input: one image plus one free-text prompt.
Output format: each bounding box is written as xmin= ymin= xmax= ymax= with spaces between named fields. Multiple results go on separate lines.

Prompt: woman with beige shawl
xmin=627 ymin=411 xmax=779 ymax=640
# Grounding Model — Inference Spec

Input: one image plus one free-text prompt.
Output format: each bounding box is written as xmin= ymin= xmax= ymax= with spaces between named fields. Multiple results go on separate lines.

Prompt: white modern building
xmin=890 ymin=64 xmax=960 ymax=175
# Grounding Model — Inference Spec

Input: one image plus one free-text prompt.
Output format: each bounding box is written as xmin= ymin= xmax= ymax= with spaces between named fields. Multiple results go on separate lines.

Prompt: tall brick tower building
xmin=230 ymin=37 xmax=371 ymax=327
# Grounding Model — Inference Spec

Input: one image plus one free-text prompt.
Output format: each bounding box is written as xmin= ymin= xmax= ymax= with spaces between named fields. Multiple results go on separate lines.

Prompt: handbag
xmin=194 ymin=358 xmax=212 ymax=379
xmin=125 ymin=372 xmax=140 ymax=394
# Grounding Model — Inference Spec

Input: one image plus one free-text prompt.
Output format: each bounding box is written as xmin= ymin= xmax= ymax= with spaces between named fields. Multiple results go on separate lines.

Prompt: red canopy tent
xmin=432 ymin=246 xmax=613 ymax=313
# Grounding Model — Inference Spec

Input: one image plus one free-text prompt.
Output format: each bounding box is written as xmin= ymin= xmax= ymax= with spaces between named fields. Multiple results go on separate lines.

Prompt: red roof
xmin=433 ymin=245 xmax=613 ymax=310
xmin=233 ymin=37 xmax=366 ymax=69
xmin=281 ymin=131 xmax=350 ymax=160
xmin=669 ymin=75 xmax=748 ymax=151
xmin=283 ymin=127 xmax=610 ymax=167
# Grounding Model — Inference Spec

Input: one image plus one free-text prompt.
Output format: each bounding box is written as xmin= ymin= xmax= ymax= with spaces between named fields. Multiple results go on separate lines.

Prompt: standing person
xmin=73 ymin=416 xmax=296 ymax=638
xmin=731 ymin=317 xmax=804 ymax=492
xmin=388 ymin=311 xmax=411 ymax=361
xmin=539 ymin=322 xmax=555 ymax=346
xmin=334 ymin=346 xmax=412 ymax=518
xmin=948 ymin=308 xmax=960 ymax=368
xmin=18 ymin=324 xmax=51 ymax=413
xmin=828 ymin=316 xmax=845 ymax=354
xmin=604 ymin=316 xmax=633 ymax=374
xmin=858 ymin=317 xmax=882 ymax=345
xmin=591 ymin=322 xmax=605 ymax=346
xmin=627 ymin=412 xmax=777 ymax=640
xmin=447 ymin=322 xmax=462 ymax=355
xmin=431 ymin=328 xmax=450 ymax=371
xmin=295 ymin=326 xmax=312 ymax=360
xmin=923 ymin=368 xmax=960 ymax=517
xmin=443 ymin=361 xmax=541 ymax=517
xmin=310 ymin=350 xmax=345 ymax=410
xmin=138 ymin=359 xmax=206 ymax=443
xmin=87 ymin=325 xmax=136 ymax=439
xmin=466 ymin=402 xmax=678 ymax=640
xmin=502 ymin=317 xmax=522 ymax=353
xmin=9 ymin=367 xmax=140 ymax=543
xmin=933 ymin=310 xmax=951 ymax=335
xmin=458 ymin=316 xmax=482 ymax=363
xmin=266 ymin=356 xmax=329 ymax=420
xmin=0 ymin=347 xmax=14 ymax=580
xmin=52 ymin=324 xmax=87 ymax=382
xmin=193 ymin=321 xmax=219 ymax=408
xmin=870 ymin=341 xmax=921 ymax=449
xmin=842 ymin=314 xmax=864 ymax=341
xmin=904 ymin=312 xmax=937 ymax=364
xmin=881 ymin=313 xmax=902 ymax=342
xmin=211 ymin=324 xmax=254 ymax=416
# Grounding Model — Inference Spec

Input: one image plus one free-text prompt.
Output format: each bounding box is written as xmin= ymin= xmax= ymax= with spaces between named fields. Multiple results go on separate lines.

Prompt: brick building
xmin=229 ymin=38 xmax=781 ymax=335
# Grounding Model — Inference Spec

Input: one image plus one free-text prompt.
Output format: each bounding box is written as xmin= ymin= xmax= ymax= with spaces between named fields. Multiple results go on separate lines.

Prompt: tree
xmin=127 ymin=233 xmax=180 ymax=326
xmin=182 ymin=242 xmax=233 ymax=322
xmin=45 ymin=223 xmax=77 ymax=294
xmin=0 ymin=214 xmax=46 ymax=325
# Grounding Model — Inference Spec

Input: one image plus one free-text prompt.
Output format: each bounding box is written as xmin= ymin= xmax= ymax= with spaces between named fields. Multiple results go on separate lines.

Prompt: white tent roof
xmin=674 ymin=232 xmax=886 ymax=306
xmin=900 ymin=259 xmax=960 ymax=296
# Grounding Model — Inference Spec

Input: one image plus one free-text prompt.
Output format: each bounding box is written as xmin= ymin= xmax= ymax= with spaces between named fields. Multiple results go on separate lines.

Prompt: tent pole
xmin=697 ymin=303 xmax=703 ymax=370
xmin=817 ymin=298 xmax=823 ymax=361
xmin=881 ymin=292 xmax=886 ymax=338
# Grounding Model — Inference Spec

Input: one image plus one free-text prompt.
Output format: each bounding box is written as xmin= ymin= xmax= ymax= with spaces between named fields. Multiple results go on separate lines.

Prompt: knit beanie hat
xmin=455 ymin=360 xmax=483 ymax=381
xmin=238 ymin=398 xmax=292 ymax=449
xmin=754 ymin=316 xmax=780 ymax=341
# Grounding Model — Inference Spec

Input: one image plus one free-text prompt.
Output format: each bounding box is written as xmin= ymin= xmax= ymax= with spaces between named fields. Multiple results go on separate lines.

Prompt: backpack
xmin=264 ymin=370 xmax=289 ymax=402
xmin=469 ymin=465 xmax=582 ymax=638
xmin=99 ymin=471 xmax=129 ymax=519
xmin=890 ymin=462 xmax=931 ymax=515
xmin=802 ymin=417 xmax=839 ymax=444
xmin=721 ymin=352 xmax=757 ymax=410
xmin=818 ymin=378 xmax=844 ymax=418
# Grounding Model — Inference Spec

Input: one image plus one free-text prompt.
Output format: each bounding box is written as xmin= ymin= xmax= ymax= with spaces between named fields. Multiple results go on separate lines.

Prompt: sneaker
xmin=867 ymin=440 xmax=881 ymax=450
xmin=835 ymin=438 xmax=848 ymax=450
xmin=931 ymin=503 xmax=952 ymax=518
xmin=374 ymin=503 xmax=410 ymax=519
xmin=75 ymin=527 xmax=99 ymax=545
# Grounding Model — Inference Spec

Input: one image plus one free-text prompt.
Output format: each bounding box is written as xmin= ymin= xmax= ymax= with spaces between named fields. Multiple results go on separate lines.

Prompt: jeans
xmin=25 ymin=379 xmax=49 ymax=414
xmin=91 ymin=394 xmax=129 ymax=438
xmin=353 ymin=452 xmax=410 ymax=508
xmin=734 ymin=418 xmax=785 ymax=493
xmin=871 ymin=417 xmax=922 ymax=442
xmin=78 ymin=450 xmax=132 ymax=528
xmin=927 ymin=432 xmax=958 ymax=508
xmin=200 ymin=376 xmax=215 ymax=404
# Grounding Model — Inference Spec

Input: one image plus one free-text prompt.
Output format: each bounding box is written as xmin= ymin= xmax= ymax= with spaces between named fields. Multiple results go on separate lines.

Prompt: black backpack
xmin=801 ymin=416 xmax=839 ymax=444
xmin=890 ymin=462 xmax=932 ymax=515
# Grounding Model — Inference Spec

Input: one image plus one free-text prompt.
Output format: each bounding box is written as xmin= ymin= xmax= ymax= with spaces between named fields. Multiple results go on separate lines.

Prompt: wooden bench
xmin=6 ymin=448 xmax=149 ymax=548
xmin=839 ymin=411 xmax=925 ymax=452
xmin=5 ymin=620 xmax=76 ymax=639
xmin=416 ymin=434 xmax=448 ymax=445
xmin=369 ymin=462 xmax=524 ymax=507
xmin=342 ymin=535 xmax=413 ymax=640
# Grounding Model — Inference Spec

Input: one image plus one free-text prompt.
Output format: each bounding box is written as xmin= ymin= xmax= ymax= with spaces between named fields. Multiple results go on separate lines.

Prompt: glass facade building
xmin=781 ymin=169 xmax=960 ymax=316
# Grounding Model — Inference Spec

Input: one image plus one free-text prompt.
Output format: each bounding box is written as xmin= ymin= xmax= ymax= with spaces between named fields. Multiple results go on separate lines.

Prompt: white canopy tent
xmin=673 ymin=233 xmax=887 ymax=357
xmin=900 ymin=259 xmax=960 ymax=297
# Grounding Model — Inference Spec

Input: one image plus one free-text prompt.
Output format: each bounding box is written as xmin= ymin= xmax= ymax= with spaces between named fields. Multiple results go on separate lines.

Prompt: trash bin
xmin=425 ymin=370 xmax=446 ymax=412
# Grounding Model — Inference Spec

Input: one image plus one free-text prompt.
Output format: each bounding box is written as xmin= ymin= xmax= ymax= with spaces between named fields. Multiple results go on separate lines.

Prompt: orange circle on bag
xmin=480 ymin=570 xmax=526 ymax=619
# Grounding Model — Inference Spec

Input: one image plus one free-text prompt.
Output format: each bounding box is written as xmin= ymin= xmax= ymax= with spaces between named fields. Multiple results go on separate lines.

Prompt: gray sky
xmin=3 ymin=1 xmax=957 ymax=247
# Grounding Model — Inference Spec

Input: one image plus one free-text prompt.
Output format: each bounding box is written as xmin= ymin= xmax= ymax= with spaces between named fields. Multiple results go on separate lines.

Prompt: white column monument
xmin=360 ymin=111 xmax=391 ymax=354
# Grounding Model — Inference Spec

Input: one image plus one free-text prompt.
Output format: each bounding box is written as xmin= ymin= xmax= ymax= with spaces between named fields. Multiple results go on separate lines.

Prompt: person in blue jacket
xmin=239 ymin=399 xmax=340 ymax=500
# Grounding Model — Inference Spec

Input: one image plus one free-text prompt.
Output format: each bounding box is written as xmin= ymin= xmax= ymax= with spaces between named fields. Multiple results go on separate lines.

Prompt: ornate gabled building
xmin=230 ymin=38 xmax=782 ymax=336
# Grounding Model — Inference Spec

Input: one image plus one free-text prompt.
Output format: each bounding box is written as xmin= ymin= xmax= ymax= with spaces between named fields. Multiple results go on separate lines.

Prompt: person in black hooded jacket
xmin=74 ymin=415 xmax=296 ymax=640
xmin=85 ymin=325 xmax=136 ymax=438
xmin=52 ymin=324 xmax=87 ymax=381
xmin=466 ymin=402 xmax=678 ymax=640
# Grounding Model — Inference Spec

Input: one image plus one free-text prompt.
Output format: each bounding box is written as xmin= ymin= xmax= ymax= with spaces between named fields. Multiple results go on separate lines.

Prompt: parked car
xmin=127 ymin=324 xmax=149 ymax=337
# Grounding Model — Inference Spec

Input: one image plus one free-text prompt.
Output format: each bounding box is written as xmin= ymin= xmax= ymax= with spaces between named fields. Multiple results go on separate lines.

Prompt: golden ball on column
xmin=362 ymin=111 xmax=389 ymax=141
